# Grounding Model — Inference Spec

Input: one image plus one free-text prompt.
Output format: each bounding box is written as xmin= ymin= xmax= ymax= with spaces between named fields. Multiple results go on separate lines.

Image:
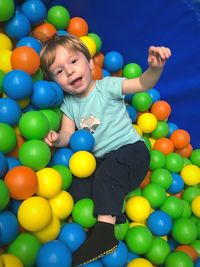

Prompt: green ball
xmin=19 ymin=111 xmax=50 ymax=140
xmin=161 ymin=196 xmax=184 ymax=220
xmin=142 ymin=183 xmax=166 ymax=209
xmin=149 ymin=150 xmax=166 ymax=170
xmin=165 ymin=251 xmax=194 ymax=267
xmin=165 ymin=152 xmax=184 ymax=173
xmin=150 ymin=168 xmax=172 ymax=190
xmin=0 ymin=69 xmax=5 ymax=93
xmin=32 ymin=68 xmax=44 ymax=82
xmin=183 ymin=157 xmax=192 ymax=166
xmin=123 ymin=63 xmax=142 ymax=78
xmin=151 ymin=121 xmax=169 ymax=139
xmin=47 ymin=5 xmax=70 ymax=29
xmin=52 ymin=165 xmax=72 ymax=190
xmin=114 ymin=220 xmax=129 ymax=240
xmin=40 ymin=109 xmax=61 ymax=131
xmin=0 ymin=0 xmax=15 ymax=22
xmin=145 ymin=237 xmax=170 ymax=265
xmin=141 ymin=136 xmax=151 ymax=151
xmin=19 ymin=139 xmax=51 ymax=171
xmin=125 ymin=226 xmax=153 ymax=254
xmin=191 ymin=239 xmax=200 ymax=256
xmin=72 ymin=198 xmax=97 ymax=228
xmin=190 ymin=148 xmax=200 ymax=167
xmin=172 ymin=218 xmax=198 ymax=244
xmin=125 ymin=187 xmax=142 ymax=201
xmin=88 ymin=33 xmax=102 ymax=53
xmin=0 ymin=123 xmax=17 ymax=153
xmin=180 ymin=199 xmax=192 ymax=218
xmin=7 ymin=232 xmax=41 ymax=267
xmin=182 ymin=185 xmax=200 ymax=204
xmin=0 ymin=180 xmax=10 ymax=211
xmin=131 ymin=92 xmax=152 ymax=112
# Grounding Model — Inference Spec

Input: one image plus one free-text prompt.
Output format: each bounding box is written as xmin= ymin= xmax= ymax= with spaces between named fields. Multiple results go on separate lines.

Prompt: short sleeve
xmin=60 ymin=96 xmax=74 ymax=120
xmin=98 ymin=76 xmax=126 ymax=99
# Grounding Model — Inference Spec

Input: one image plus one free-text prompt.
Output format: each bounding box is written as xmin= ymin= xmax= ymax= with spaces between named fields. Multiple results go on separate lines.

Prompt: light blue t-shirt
xmin=60 ymin=76 xmax=141 ymax=157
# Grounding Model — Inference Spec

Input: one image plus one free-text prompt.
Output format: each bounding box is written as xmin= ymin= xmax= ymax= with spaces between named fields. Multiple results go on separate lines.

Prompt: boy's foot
xmin=72 ymin=221 xmax=118 ymax=266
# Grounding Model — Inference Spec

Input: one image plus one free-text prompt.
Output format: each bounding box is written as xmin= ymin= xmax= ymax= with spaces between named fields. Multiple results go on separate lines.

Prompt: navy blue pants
xmin=69 ymin=141 xmax=150 ymax=223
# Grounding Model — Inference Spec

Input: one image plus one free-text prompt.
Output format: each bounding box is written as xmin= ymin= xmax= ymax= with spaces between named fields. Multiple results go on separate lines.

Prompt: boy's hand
xmin=44 ymin=130 xmax=59 ymax=147
xmin=148 ymin=46 xmax=171 ymax=69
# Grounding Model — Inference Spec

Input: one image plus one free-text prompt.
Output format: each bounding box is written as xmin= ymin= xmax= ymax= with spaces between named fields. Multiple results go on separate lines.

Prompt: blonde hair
xmin=40 ymin=34 xmax=92 ymax=80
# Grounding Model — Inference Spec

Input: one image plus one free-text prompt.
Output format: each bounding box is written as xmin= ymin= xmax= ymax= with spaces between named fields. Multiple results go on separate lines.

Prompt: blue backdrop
xmin=46 ymin=0 xmax=200 ymax=149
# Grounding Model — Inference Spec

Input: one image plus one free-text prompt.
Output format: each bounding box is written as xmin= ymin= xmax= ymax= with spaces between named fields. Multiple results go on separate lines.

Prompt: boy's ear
xmin=89 ymin=59 xmax=94 ymax=70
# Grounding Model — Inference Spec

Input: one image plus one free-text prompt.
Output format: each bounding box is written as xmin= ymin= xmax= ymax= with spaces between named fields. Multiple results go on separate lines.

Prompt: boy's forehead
xmin=56 ymin=45 xmax=79 ymax=56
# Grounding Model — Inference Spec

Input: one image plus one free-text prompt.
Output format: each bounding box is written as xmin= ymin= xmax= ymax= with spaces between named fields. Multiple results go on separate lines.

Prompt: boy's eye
xmin=55 ymin=69 xmax=63 ymax=76
xmin=72 ymin=59 xmax=77 ymax=64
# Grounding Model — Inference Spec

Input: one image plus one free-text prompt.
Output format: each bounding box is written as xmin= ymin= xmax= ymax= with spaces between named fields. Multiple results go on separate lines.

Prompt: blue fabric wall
xmin=47 ymin=0 xmax=200 ymax=148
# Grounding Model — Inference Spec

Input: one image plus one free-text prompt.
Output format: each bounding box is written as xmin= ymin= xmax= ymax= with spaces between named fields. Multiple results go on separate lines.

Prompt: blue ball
xmin=102 ymin=68 xmax=111 ymax=77
xmin=167 ymin=122 xmax=179 ymax=137
xmin=36 ymin=240 xmax=72 ymax=267
xmin=148 ymin=88 xmax=161 ymax=103
xmin=0 ymin=210 xmax=19 ymax=246
xmin=6 ymin=156 xmax=21 ymax=170
xmin=69 ymin=129 xmax=95 ymax=152
xmin=126 ymin=105 xmax=137 ymax=123
xmin=3 ymin=70 xmax=33 ymax=100
xmin=57 ymin=30 xmax=68 ymax=36
xmin=58 ymin=222 xmax=86 ymax=252
xmin=126 ymin=251 xmax=139 ymax=264
xmin=147 ymin=210 xmax=173 ymax=236
xmin=50 ymin=82 xmax=64 ymax=107
xmin=101 ymin=241 xmax=128 ymax=267
xmin=16 ymin=36 xmax=42 ymax=54
xmin=195 ymin=258 xmax=200 ymax=267
xmin=0 ymin=152 xmax=8 ymax=178
xmin=31 ymin=80 xmax=57 ymax=109
xmin=8 ymin=199 xmax=22 ymax=215
xmin=5 ymin=13 xmax=31 ymax=40
xmin=167 ymin=173 xmax=184 ymax=194
xmin=50 ymin=148 xmax=74 ymax=167
xmin=104 ymin=51 xmax=124 ymax=73
xmin=21 ymin=0 xmax=47 ymax=25
xmin=0 ymin=98 xmax=21 ymax=126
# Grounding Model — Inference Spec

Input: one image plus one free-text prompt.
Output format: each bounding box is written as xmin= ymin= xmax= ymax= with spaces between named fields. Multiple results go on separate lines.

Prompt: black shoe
xmin=72 ymin=221 xmax=119 ymax=266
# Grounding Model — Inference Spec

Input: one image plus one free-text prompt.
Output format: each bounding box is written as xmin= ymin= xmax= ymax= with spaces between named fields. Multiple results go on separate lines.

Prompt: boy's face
xmin=49 ymin=45 xmax=94 ymax=97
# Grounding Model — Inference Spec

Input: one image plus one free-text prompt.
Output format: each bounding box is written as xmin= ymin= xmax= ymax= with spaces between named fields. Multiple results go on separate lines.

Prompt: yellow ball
xmin=1 ymin=254 xmax=23 ymax=267
xmin=80 ymin=36 xmax=96 ymax=57
xmin=36 ymin=167 xmax=62 ymax=199
xmin=18 ymin=196 xmax=52 ymax=232
xmin=133 ymin=124 xmax=142 ymax=136
xmin=0 ymin=49 xmax=12 ymax=73
xmin=137 ymin=113 xmax=157 ymax=133
xmin=69 ymin=151 xmax=96 ymax=178
xmin=128 ymin=258 xmax=154 ymax=267
xmin=0 ymin=33 xmax=13 ymax=50
xmin=191 ymin=195 xmax=200 ymax=217
xmin=129 ymin=222 xmax=146 ymax=228
xmin=180 ymin=164 xmax=200 ymax=186
xmin=149 ymin=137 xmax=156 ymax=148
xmin=126 ymin=196 xmax=151 ymax=222
xmin=34 ymin=214 xmax=61 ymax=243
xmin=49 ymin=190 xmax=74 ymax=220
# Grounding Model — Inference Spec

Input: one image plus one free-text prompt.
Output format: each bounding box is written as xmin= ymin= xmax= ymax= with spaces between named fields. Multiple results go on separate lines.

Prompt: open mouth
xmin=71 ymin=77 xmax=82 ymax=86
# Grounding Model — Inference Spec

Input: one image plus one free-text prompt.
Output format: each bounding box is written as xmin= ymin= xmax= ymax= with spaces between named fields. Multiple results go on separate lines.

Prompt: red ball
xmin=170 ymin=129 xmax=191 ymax=149
xmin=150 ymin=100 xmax=171 ymax=120
xmin=67 ymin=17 xmax=88 ymax=37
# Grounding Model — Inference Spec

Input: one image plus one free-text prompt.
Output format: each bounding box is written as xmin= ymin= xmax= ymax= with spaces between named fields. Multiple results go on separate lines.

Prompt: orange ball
xmin=93 ymin=53 xmax=104 ymax=68
xmin=32 ymin=22 xmax=57 ymax=42
xmin=11 ymin=46 xmax=40 ymax=75
xmin=92 ymin=63 xmax=103 ymax=80
xmin=174 ymin=143 xmax=193 ymax=158
xmin=67 ymin=17 xmax=88 ymax=37
xmin=175 ymin=245 xmax=198 ymax=261
xmin=111 ymin=69 xmax=123 ymax=77
xmin=4 ymin=166 xmax=38 ymax=200
xmin=139 ymin=170 xmax=151 ymax=189
xmin=7 ymin=134 xmax=25 ymax=159
xmin=153 ymin=137 xmax=174 ymax=155
xmin=150 ymin=100 xmax=171 ymax=120
xmin=170 ymin=129 xmax=191 ymax=149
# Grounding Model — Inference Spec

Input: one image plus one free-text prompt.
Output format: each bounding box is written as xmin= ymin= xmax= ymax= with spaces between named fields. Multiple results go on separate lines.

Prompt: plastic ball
xmin=4 ymin=165 xmax=38 ymax=200
xmin=142 ymin=183 xmax=166 ymax=209
xmin=128 ymin=258 xmax=154 ymax=267
xmin=137 ymin=113 xmax=157 ymax=133
xmin=52 ymin=165 xmax=72 ymax=190
xmin=126 ymin=196 xmax=151 ymax=222
xmin=153 ymin=137 xmax=174 ymax=155
xmin=47 ymin=5 xmax=70 ymax=29
xmin=161 ymin=195 xmax=184 ymax=220
xmin=18 ymin=196 xmax=52 ymax=232
xmin=167 ymin=122 xmax=179 ymax=137
xmin=92 ymin=63 xmax=103 ymax=80
xmin=0 ymin=151 xmax=8 ymax=178
xmin=147 ymin=210 xmax=173 ymax=236
xmin=36 ymin=167 xmax=62 ymax=199
xmin=0 ymin=69 xmax=5 ymax=93
xmin=67 ymin=16 xmax=88 ymax=37
xmin=0 ymin=49 xmax=12 ymax=73
xmin=0 ymin=33 xmax=13 ymax=50
xmin=50 ymin=81 xmax=64 ymax=106
xmin=150 ymin=168 xmax=172 ymax=190
xmin=36 ymin=240 xmax=72 ymax=267
xmin=0 ymin=180 xmax=10 ymax=211
xmin=175 ymin=143 xmax=193 ymax=158
xmin=181 ymin=164 xmax=200 ymax=186
xmin=40 ymin=108 xmax=61 ymax=131
xmin=5 ymin=13 xmax=31 ymax=40
xmin=19 ymin=110 xmax=50 ymax=140
xmin=58 ymin=222 xmax=86 ymax=252
xmin=132 ymin=92 xmax=152 ymax=112
xmin=7 ymin=232 xmax=41 ymax=267
xmin=32 ymin=22 xmax=57 ymax=42
xmin=126 ymin=105 xmax=137 ymax=123
xmin=0 ymin=123 xmax=16 ymax=153
xmin=123 ymin=63 xmax=142 ymax=78
xmin=72 ymin=198 xmax=97 ymax=228
xmin=16 ymin=36 xmax=42 ymax=54
xmin=190 ymin=149 xmax=200 ymax=167
xmin=101 ymin=241 xmax=128 ymax=267
xmin=18 ymin=139 xmax=51 ymax=171
xmin=49 ymin=190 xmax=74 ymax=220
xmin=69 ymin=151 xmax=96 ymax=178
xmin=167 ymin=173 xmax=184 ymax=194
xmin=11 ymin=46 xmax=40 ymax=75
xmin=165 ymin=251 xmax=194 ymax=267
xmin=170 ymin=129 xmax=191 ymax=149
xmin=0 ymin=210 xmax=19 ymax=246
xmin=148 ymin=88 xmax=161 ymax=103
xmin=150 ymin=100 xmax=171 ymax=120
xmin=175 ymin=244 xmax=198 ymax=261
xmin=1 ymin=254 xmax=24 ymax=267
xmin=149 ymin=149 xmax=166 ymax=170
xmin=80 ymin=35 xmax=96 ymax=57
xmin=69 ymin=129 xmax=95 ymax=152
xmin=125 ymin=226 xmax=153 ymax=254
xmin=114 ymin=220 xmax=129 ymax=240
xmin=21 ymin=0 xmax=47 ymax=25
xmin=88 ymin=33 xmax=102 ymax=53
xmin=6 ymin=134 xmax=25 ymax=159
xmin=151 ymin=121 xmax=169 ymax=139
xmin=165 ymin=152 xmax=184 ymax=173
xmin=104 ymin=51 xmax=124 ymax=73
xmin=50 ymin=147 xmax=74 ymax=167
xmin=191 ymin=195 xmax=200 ymax=217
xmin=0 ymin=0 xmax=15 ymax=22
